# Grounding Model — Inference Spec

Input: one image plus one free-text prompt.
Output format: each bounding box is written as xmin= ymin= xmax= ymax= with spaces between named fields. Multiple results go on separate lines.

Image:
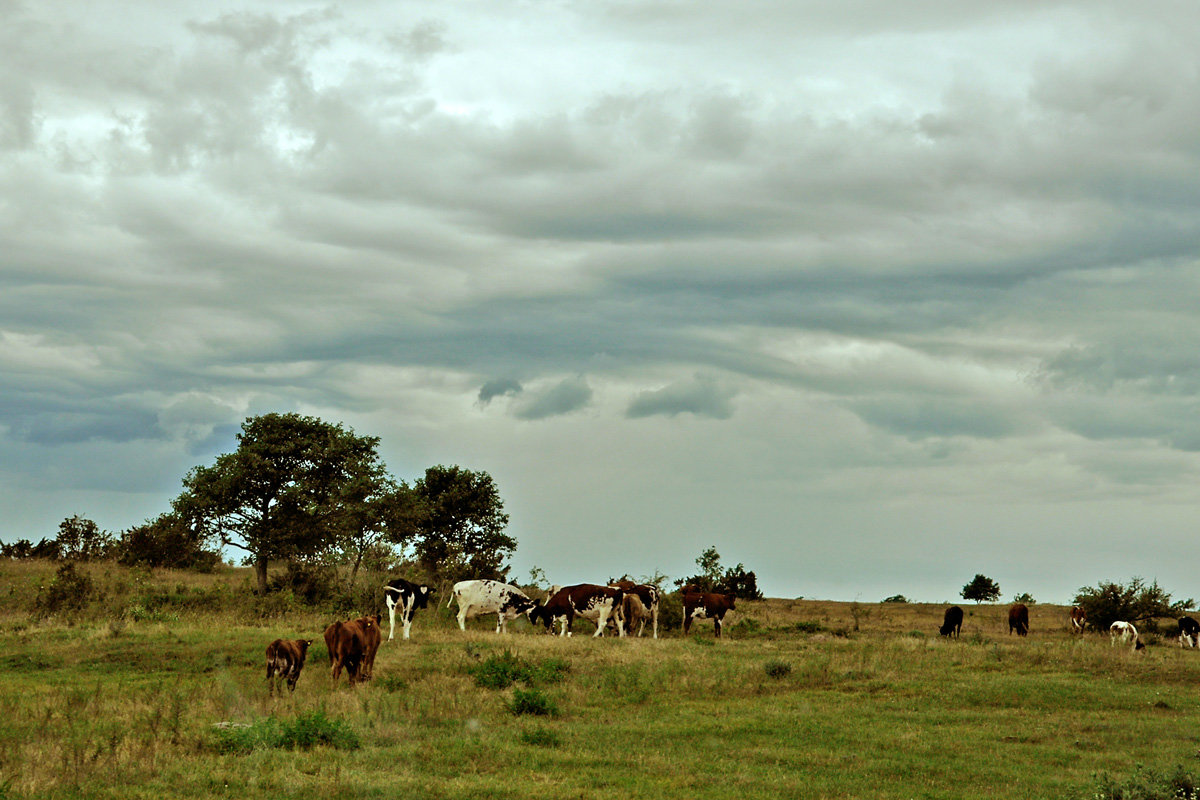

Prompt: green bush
xmin=33 ymin=563 xmax=96 ymax=618
xmin=508 ymin=688 xmax=558 ymax=717
xmin=764 ymin=660 xmax=792 ymax=679
xmin=788 ymin=621 xmax=823 ymax=634
xmin=212 ymin=711 xmax=360 ymax=753
xmin=471 ymin=651 xmax=570 ymax=689
xmin=519 ymin=726 xmax=562 ymax=747
xmin=1091 ymin=765 xmax=1200 ymax=799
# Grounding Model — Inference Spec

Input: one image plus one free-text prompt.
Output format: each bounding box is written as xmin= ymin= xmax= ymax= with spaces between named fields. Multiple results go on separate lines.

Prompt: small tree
xmin=882 ymin=594 xmax=909 ymax=604
xmin=961 ymin=574 xmax=1001 ymax=603
xmin=1073 ymin=577 xmax=1192 ymax=632
xmin=56 ymin=515 xmax=112 ymax=561
xmin=1013 ymin=592 xmax=1036 ymax=605
xmin=408 ymin=465 xmax=514 ymax=581
xmin=117 ymin=512 xmax=220 ymax=570
xmin=675 ymin=547 xmax=763 ymax=600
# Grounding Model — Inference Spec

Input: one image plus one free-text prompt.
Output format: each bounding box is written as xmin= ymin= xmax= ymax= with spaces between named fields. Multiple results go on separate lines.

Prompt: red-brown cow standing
xmin=324 ymin=614 xmax=381 ymax=687
xmin=1070 ymin=606 xmax=1087 ymax=634
xmin=682 ymin=590 xmax=736 ymax=638
xmin=1008 ymin=603 xmax=1029 ymax=637
xmin=265 ymin=638 xmax=313 ymax=695
xmin=529 ymin=584 xmax=625 ymax=637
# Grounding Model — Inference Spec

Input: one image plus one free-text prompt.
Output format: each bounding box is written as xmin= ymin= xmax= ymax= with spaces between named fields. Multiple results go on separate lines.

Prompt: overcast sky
xmin=3 ymin=1 xmax=1200 ymax=604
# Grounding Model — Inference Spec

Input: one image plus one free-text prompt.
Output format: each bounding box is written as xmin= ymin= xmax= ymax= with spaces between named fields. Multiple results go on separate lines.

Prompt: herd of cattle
xmin=937 ymin=601 xmax=1200 ymax=655
xmin=265 ymin=578 xmax=735 ymax=693
xmin=265 ymin=580 xmax=1200 ymax=694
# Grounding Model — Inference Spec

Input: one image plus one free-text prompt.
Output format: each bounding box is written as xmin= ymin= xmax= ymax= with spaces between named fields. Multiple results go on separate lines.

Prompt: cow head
xmin=527 ymin=600 xmax=551 ymax=630
xmin=414 ymin=585 xmax=431 ymax=609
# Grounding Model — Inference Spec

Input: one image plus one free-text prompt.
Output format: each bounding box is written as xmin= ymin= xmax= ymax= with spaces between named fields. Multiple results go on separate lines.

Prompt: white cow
xmin=446 ymin=580 xmax=536 ymax=633
xmin=1109 ymin=621 xmax=1144 ymax=650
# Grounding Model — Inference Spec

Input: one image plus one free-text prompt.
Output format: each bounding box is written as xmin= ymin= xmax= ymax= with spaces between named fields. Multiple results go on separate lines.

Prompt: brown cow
xmin=1008 ymin=603 xmax=1029 ymax=636
xmin=324 ymin=614 xmax=382 ymax=687
xmin=1069 ymin=606 xmax=1086 ymax=634
xmin=265 ymin=638 xmax=313 ymax=695
xmin=529 ymin=584 xmax=625 ymax=637
xmin=610 ymin=580 xmax=660 ymax=638
xmin=682 ymin=591 xmax=736 ymax=638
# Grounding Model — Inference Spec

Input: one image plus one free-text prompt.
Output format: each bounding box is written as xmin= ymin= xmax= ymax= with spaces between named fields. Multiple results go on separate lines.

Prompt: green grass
xmin=1 ymin=561 xmax=1199 ymax=798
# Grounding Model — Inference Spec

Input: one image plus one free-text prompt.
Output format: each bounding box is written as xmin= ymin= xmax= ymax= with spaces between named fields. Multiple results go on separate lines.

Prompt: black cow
xmin=383 ymin=578 xmax=432 ymax=641
xmin=1180 ymin=616 xmax=1200 ymax=648
xmin=1008 ymin=603 xmax=1029 ymax=637
xmin=939 ymin=606 xmax=963 ymax=638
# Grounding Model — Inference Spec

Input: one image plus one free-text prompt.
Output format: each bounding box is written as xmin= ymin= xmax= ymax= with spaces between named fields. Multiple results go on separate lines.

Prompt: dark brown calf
xmin=682 ymin=592 xmax=736 ymax=638
xmin=1008 ymin=603 xmax=1029 ymax=637
xmin=324 ymin=614 xmax=382 ymax=687
xmin=265 ymin=638 xmax=313 ymax=694
xmin=939 ymin=606 xmax=963 ymax=638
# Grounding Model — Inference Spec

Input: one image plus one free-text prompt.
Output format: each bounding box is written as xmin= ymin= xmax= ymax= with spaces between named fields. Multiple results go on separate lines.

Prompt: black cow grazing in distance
xmin=1008 ymin=603 xmax=1029 ymax=637
xmin=383 ymin=578 xmax=433 ymax=641
xmin=939 ymin=606 xmax=963 ymax=638
xmin=1179 ymin=616 xmax=1200 ymax=648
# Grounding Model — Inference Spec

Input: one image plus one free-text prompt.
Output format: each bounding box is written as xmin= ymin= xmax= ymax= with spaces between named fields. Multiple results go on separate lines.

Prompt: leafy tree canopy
xmin=407 ymin=465 xmax=513 ymax=581
xmin=961 ymin=574 xmax=1001 ymax=603
xmin=1073 ymin=577 xmax=1193 ymax=632
xmin=172 ymin=412 xmax=388 ymax=593
xmin=675 ymin=546 xmax=764 ymax=600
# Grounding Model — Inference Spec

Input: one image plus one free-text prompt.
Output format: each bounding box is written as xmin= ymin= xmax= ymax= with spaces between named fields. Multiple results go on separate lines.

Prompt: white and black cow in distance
xmin=609 ymin=580 xmax=660 ymax=639
xmin=447 ymin=579 xmax=537 ymax=633
xmin=681 ymin=587 xmax=736 ymax=638
xmin=531 ymin=584 xmax=625 ymax=637
xmin=383 ymin=578 xmax=433 ymax=641
xmin=1179 ymin=616 xmax=1200 ymax=648
xmin=1109 ymin=620 xmax=1145 ymax=650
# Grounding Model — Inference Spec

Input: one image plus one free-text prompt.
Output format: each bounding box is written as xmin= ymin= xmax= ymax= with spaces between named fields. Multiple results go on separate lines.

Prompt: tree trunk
xmin=255 ymin=555 xmax=269 ymax=595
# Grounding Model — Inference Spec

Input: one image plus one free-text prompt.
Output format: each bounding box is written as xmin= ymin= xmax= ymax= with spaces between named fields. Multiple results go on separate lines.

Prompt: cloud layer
xmin=2 ymin=1 xmax=1200 ymax=601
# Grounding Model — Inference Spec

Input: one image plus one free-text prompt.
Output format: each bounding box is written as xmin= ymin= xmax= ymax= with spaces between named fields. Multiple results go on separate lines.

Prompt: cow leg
xmin=496 ymin=612 xmax=504 ymax=634
xmin=385 ymin=595 xmax=398 ymax=641
xmin=401 ymin=597 xmax=415 ymax=640
xmin=714 ymin=615 xmax=723 ymax=638
xmin=683 ymin=613 xmax=692 ymax=635
xmin=652 ymin=608 xmax=658 ymax=639
xmin=457 ymin=605 xmax=470 ymax=632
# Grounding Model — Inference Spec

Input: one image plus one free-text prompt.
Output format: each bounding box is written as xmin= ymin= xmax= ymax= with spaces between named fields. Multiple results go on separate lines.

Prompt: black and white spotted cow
xmin=530 ymin=584 xmax=625 ymax=637
xmin=1179 ymin=616 xmax=1200 ymax=648
xmin=446 ymin=579 xmax=537 ymax=633
xmin=382 ymin=578 xmax=432 ymax=641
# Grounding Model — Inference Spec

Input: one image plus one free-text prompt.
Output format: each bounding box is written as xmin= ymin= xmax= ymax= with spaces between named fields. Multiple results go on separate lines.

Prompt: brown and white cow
xmin=265 ymin=638 xmax=313 ymax=695
xmin=1008 ymin=603 xmax=1029 ymax=637
xmin=1110 ymin=620 xmax=1145 ymax=650
xmin=1069 ymin=606 xmax=1086 ymax=634
xmin=529 ymin=584 xmax=625 ymax=637
xmin=682 ymin=590 xmax=736 ymax=638
xmin=1179 ymin=616 xmax=1200 ymax=648
xmin=446 ymin=579 xmax=538 ymax=633
xmin=323 ymin=614 xmax=381 ymax=687
xmin=609 ymin=580 xmax=660 ymax=638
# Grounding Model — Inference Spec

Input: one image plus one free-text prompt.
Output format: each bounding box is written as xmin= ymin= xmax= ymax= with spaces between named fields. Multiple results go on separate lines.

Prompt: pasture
xmin=0 ymin=562 xmax=1198 ymax=799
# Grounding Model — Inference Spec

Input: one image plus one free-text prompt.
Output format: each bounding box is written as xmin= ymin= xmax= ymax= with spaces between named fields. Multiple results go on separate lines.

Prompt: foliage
xmin=117 ymin=512 xmax=220 ymax=571
xmin=266 ymin=561 xmax=341 ymax=606
xmin=0 ymin=538 xmax=60 ymax=560
xmin=507 ymin=688 xmax=558 ymax=717
xmin=212 ymin=711 xmax=361 ymax=753
xmin=1072 ymin=577 xmax=1192 ymax=632
xmin=33 ymin=562 xmax=96 ymax=617
xmin=1091 ymin=764 xmax=1200 ymax=800
xmin=764 ymin=660 xmax=792 ymax=679
xmin=172 ymin=413 xmax=389 ymax=594
xmin=674 ymin=545 xmax=764 ymax=600
xmin=882 ymin=594 xmax=909 ymax=603
xmin=471 ymin=650 xmax=570 ymax=689
xmin=961 ymin=574 xmax=1001 ymax=603
xmin=1013 ymin=592 xmax=1036 ymax=605
xmin=519 ymin=726 xmax=562 ymax=747
xmin=55 ymin=516 xmax=114 ymax=561
xmin=409 ymin=465 xmax=514 ymax=581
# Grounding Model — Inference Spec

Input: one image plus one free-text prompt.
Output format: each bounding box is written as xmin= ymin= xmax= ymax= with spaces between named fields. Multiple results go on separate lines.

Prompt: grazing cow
xmin=529 ymin=584 xmax=626 ymax=637
xmin=609 ymin=580 xmax=661 ymax=638
xmin=382 ymin=578 xmax=432 ymax=641
xmin=1008 ymin=603 xmax=1029 ymax=637
xmin=1110 ymin=620 xmax=1145 ymax=650
xmin=265 ymin=638 xmax=313 ymax=695
xmin=682 ymin=591 xmax=736 ymax=638
xmin=324 ymin=614 xmax=382 ymax=687
xmin=1070 ymin=606 xmax=1087 ymax=634
xmin=1179 ymin=616 xmax=1200 ymax=648
xmin=939 ymin=606 xmax=964 ymax=638
xmin=446 ymin=580 xmax=537 ymax=633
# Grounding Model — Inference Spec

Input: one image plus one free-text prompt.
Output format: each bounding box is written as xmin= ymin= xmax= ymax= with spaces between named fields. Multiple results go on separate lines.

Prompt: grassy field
xmin=1 ymin=562 xmax=1197 ymax=799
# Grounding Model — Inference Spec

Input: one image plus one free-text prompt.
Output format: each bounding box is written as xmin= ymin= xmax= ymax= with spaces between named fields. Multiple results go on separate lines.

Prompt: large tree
xmin=172 ymin=413 xmax=388 ymax=594
xmin=408 ymin=465 xmax=513 ymax=580
xmin=1073 ymin=578 xmax=1193 ymax=632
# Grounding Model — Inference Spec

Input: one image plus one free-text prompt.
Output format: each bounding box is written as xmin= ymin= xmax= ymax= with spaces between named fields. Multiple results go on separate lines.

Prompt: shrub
xmin=764 ymin=660 xmax=792 ymax=679
xmin=268 ymin=562 xmax=340 ymax=606
xmin=471 ymin=651 xmax=570 ymax=689
xmin=508 ymin=688 xmax=557 ymax=716
xmin=882 ymin=594 xmax=909 ymax=603
xmin=212 ymin=711 xmax=360 ymax=753
xmin=33 ymin=563 xmax=96 ymax=617
xmin=1091 ymin=764 xmax=1200 ymax=799
xmin=788 ymin=621 xmax=823 ymax=634
xmin=519 ymin=726 xmax=561 ymax=746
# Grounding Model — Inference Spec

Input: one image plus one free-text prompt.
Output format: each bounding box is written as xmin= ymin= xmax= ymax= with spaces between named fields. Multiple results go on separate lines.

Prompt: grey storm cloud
xmin=626 ymin=376 xmax=737 ymax=420
xmin=513 ymin=377 xmax=593 ymax=420
xmin=3 ymin=1 xmax=1200 ymax=602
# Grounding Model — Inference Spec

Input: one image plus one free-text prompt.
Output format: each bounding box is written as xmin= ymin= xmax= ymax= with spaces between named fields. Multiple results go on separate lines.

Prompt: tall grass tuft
xmin=471 ymin=650 xmax=570 ymax=689
xmin=507 ymin=688 xmax=558 ymax=716
xmin=1092 ymin=764 xmax=1200 ymax=799
xmin=212 ymin=711 xmax=361 ymax=753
